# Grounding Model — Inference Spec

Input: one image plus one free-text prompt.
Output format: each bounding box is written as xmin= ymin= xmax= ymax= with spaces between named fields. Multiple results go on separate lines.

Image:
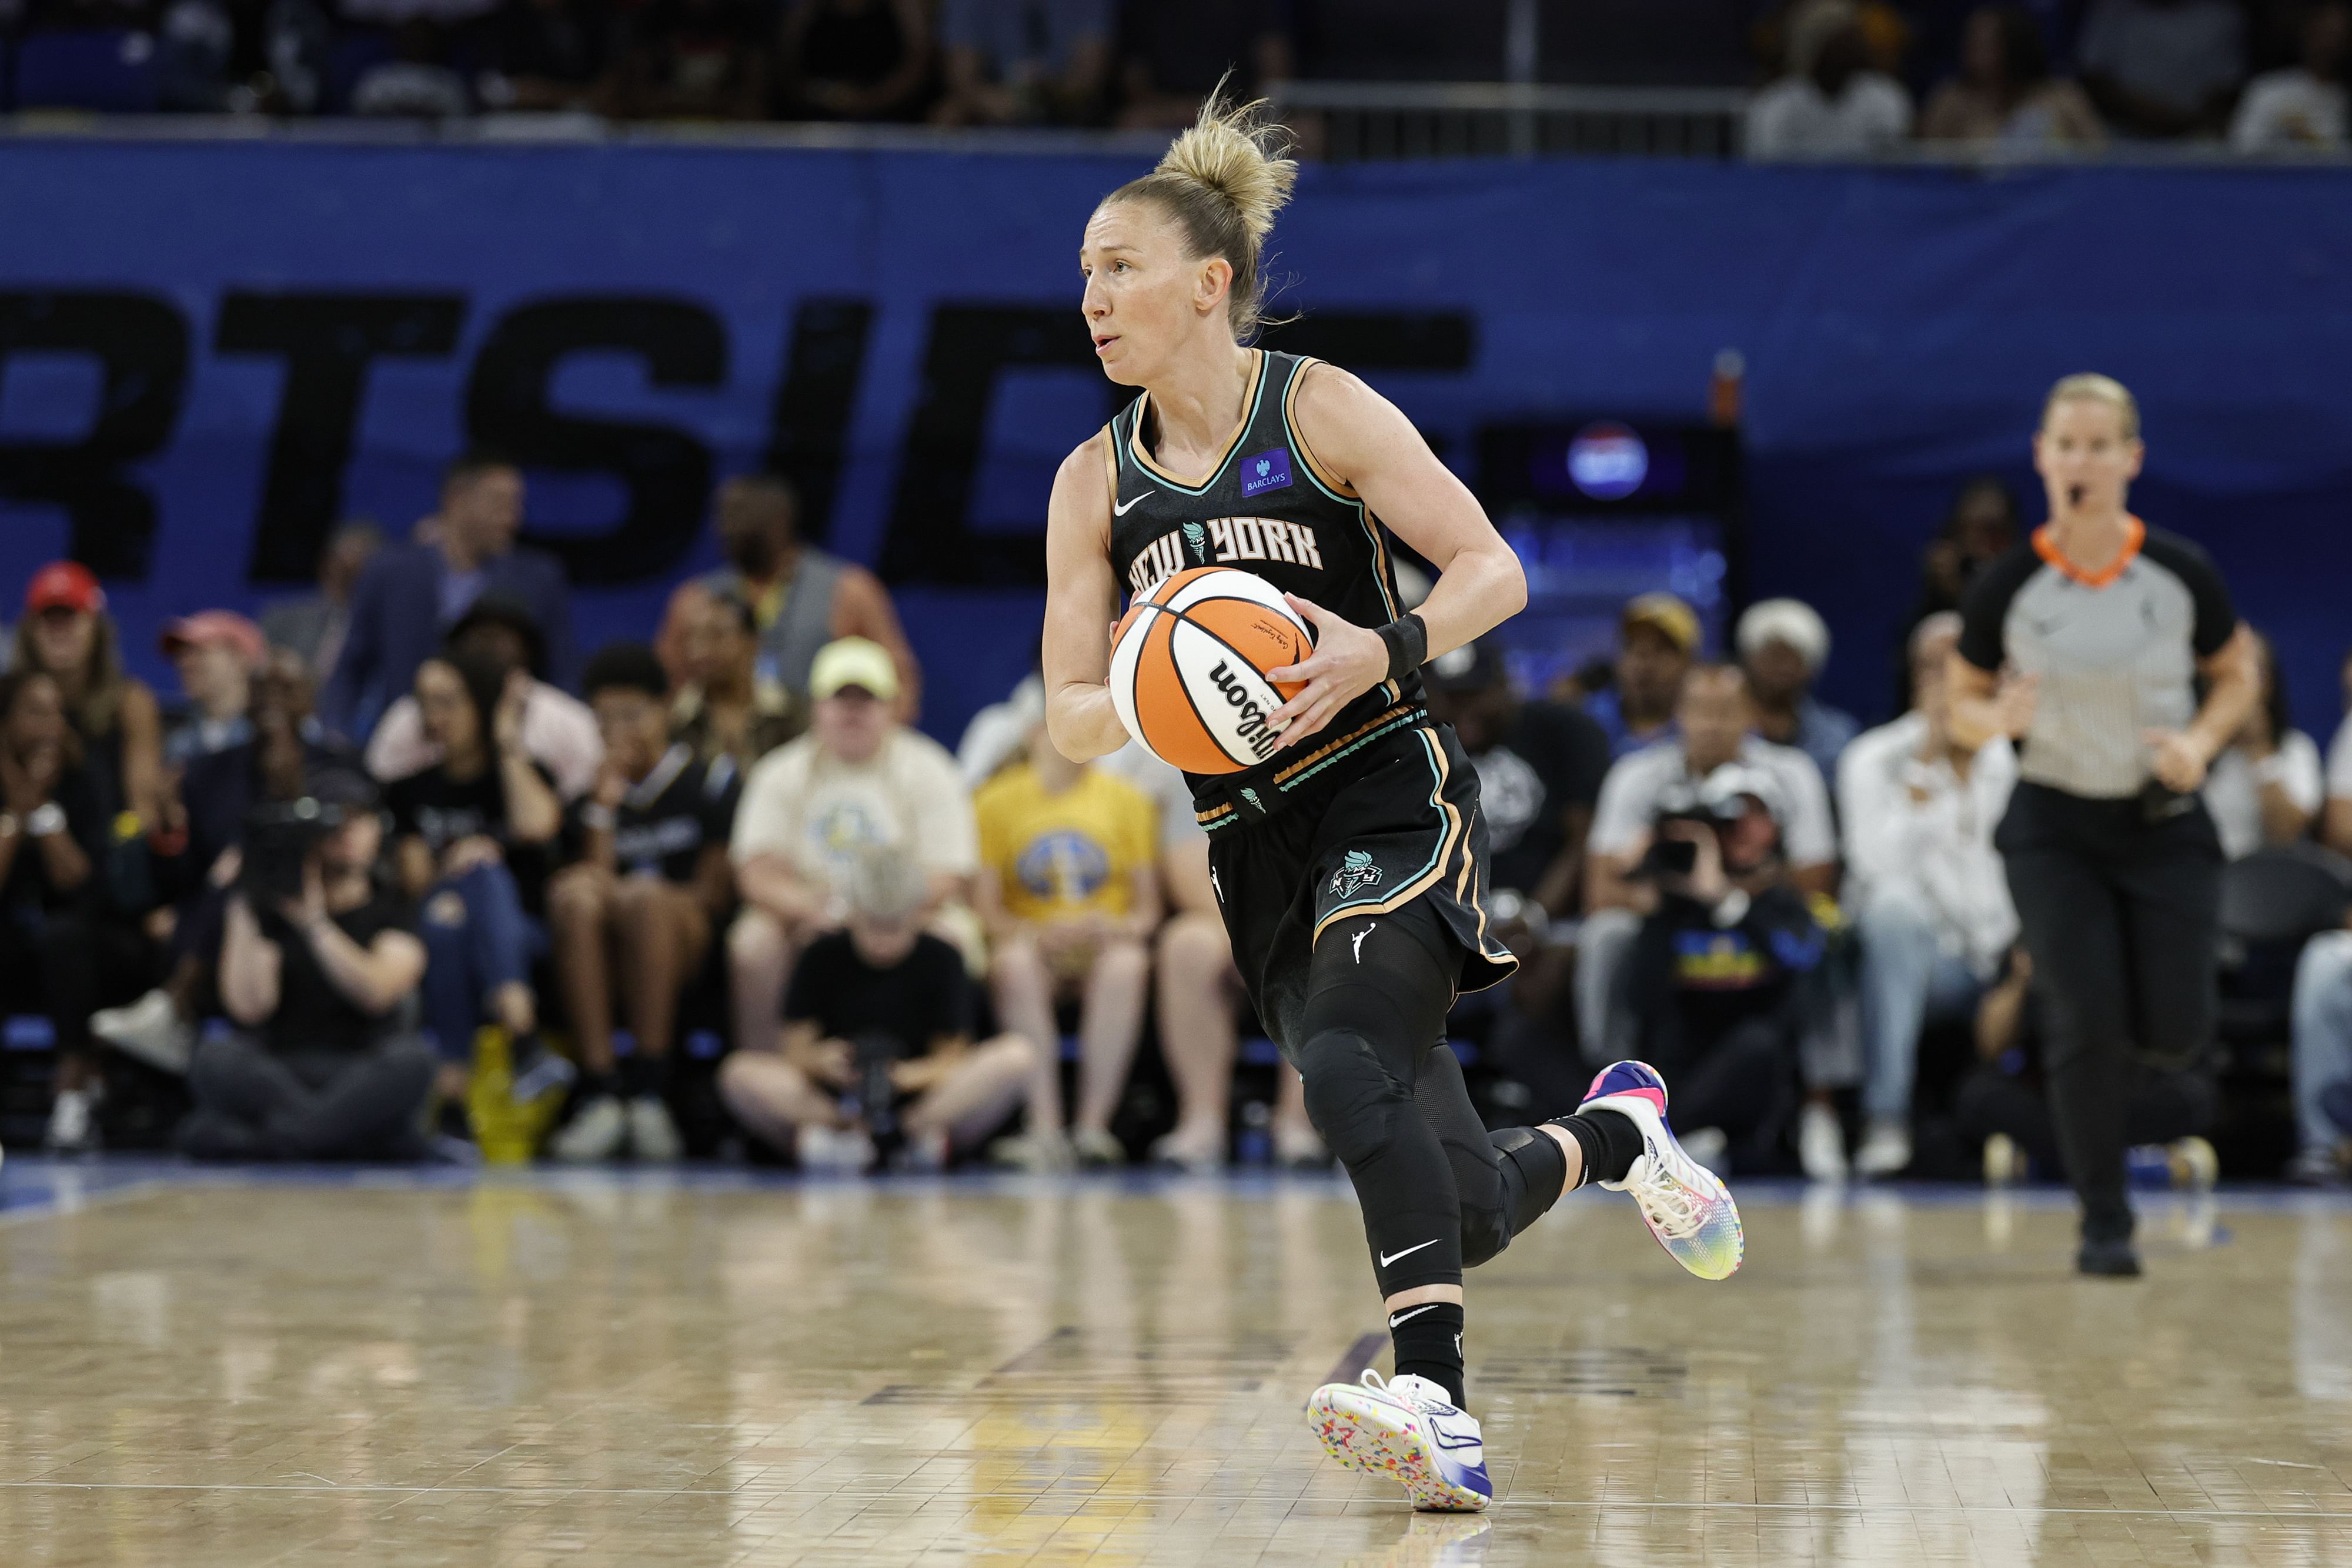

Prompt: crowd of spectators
xmin=1 ymin=0 xmax=2341 ymax=157
xmin=2 ymin=455 xmax=2350 ymax=1188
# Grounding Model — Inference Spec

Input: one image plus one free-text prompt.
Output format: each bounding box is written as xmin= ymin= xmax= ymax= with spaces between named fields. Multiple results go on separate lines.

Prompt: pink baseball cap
xmin=159 ymin=610 xmax=266 ymax=667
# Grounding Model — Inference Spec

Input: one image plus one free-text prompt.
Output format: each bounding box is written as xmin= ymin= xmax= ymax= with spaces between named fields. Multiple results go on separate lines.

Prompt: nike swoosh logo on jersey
xmin=1112 ymin=491 xmax=1150 ymax=516
xmin=1387 ymin=1303 xmax=1441 ymax=1328
xmin=1378 ymin=1238 xmax=1440 ymax=1268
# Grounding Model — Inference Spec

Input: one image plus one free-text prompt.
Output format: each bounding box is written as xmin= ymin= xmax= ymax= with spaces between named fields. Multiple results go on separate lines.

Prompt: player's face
xmin=1080 ymin=199 xmax=1227 ymax=386
xmin=2033 ymin=398 xmax=2142 ymax=521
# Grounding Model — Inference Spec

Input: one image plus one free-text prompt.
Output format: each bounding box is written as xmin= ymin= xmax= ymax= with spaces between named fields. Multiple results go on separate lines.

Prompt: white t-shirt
xmin=2204 ymin=730 xmax=2326 ymax=860
xmin=2230 ymin=69 xmax=2349 ymax=151
xmin=1745 ymin=73 xmax=1912 ymax=159
xmin=2330 ymin=714 xmax=2352 ymax=801
xmin=730 ymin=729 xmax=978 ymax=900
xmin=1589 ymin=735 xmax=1837 ymax=870
xmin=1839 ymin=713 xmax=2019 ymax=974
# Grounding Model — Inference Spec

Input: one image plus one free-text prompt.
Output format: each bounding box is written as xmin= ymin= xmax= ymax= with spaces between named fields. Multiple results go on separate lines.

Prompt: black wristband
xmin=1375 ymin=613 xmax=1429 ymax=683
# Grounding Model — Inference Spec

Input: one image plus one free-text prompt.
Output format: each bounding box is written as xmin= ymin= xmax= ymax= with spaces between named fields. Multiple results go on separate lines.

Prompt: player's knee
xmin=1296 ymin=1029 xmax=1402 ymax=1168
xmin=1458 ymin=1203 xmax=1511 ymax=1269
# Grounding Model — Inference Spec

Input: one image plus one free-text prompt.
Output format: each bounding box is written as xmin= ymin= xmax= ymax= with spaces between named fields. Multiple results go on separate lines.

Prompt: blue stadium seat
xmin=14 ymin=29 xmax=161 ymax=113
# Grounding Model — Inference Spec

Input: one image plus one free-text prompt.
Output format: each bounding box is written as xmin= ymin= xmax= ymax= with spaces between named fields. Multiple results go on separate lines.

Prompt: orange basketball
xmin=1109 ymin=566 xmax=1315 ymax=775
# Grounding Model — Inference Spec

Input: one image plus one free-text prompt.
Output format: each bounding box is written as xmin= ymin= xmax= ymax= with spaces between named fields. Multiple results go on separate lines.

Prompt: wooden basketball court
xmin=2 ymin=1162 xmax=2348 ymax=1566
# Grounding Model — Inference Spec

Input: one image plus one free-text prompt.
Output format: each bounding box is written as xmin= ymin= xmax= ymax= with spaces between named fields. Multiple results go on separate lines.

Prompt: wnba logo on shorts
xmin=1330 ymin=849 xmax=1382 ymax=897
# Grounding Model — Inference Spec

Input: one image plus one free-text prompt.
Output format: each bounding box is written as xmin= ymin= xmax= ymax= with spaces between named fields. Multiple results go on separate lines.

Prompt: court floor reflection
xmin=1 ymin=1164 xmax=2348 ymax=1566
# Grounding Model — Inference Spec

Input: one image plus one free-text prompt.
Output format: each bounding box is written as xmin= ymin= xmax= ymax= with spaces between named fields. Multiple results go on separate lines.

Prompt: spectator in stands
xmin=1958 ymin=950 xmax=2219 ymax=1188
xmin=156 ymin=0 xmax=330 ymax=115
xmin=1114 ymin=0 xmax=1291 ymax=129
xmin=159 ymin=610 xmax=265 ymax=768
xmin=1906 ymin=476 xmax=2021 ymax=641
xmin=183 ymin=770 xmax=437 ymax=1162
xmin=670 ymin=589 xmax=803 ymax=774
xmin=259 ymin=519 xmax=380 ymax=692
xmin=92 ymin=648 xmax=359 ymax=1074
xmin=365 ymin=596 xmax=601 ymax=800
xmin=0 ymin=667 xmax=153 ymax=1155
xmin=480 ymin=0 xmax=612 ymax=113
xmin=656 ymin=474 xmax=918 ymax=719
xmin=2203 ymin=627 xmax=2322 ymax=858
xmin=544 ymin=644 xmax=739 ymax=1163
xmin=386 ymin=650 xmax=562 ymax=1124
xmin=728 ymin=637 xmax=978 ymax=1059
xmin=1582 ymin=662 xmax=1843 ymax=1170
xmin=2327 ymin=647 xmax=2352 ymax=856
xmin=1585 ymin=592 xmax=1699 ymax=760
xmin=777 ymin=0 xmax=931 ymax=121
xmin=1736 ymin=599 xmax=1859 ymax=785
xmin=2289 ymin=914 xmax=2352 ymax=1183
xmin=1920 ymin=4 xmax=2104 ymax=146
xmin=1839 ymin=613 xmax=2017 ymax=1176
xmin=973 ymin=716 xmax=1158 ymax=1169
xmin=327 ymin=452 xmax=574 ymax=741
xmin=350 ymin=16 xmax=473 ymax=116
xmin=2233 ymin=1 xmax=2349 ymax=149
xmin=2078 ymin=0 xmax=2247 ymax=138
xmin=1620 ymin=763 xmax=1826 ymax=1171
xmin=930 ymin=0 xmax=1110 ymax=126
xmin=610 ymin=0 xmax=770 ymax=119
xmin=1745 ymin=0 xmax=1913 ymax=158
xmin=11 ymin=562 xmax=165 ymax=830
xmin=719 ymin=847 xmax=1035 ymax=1171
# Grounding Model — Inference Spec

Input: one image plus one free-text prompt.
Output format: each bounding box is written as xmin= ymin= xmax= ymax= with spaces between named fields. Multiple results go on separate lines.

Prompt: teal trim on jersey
xmin=1277 ymin=357 xmax=1404 ymax=627
xmin=1127 ymin=352 xmax=1272 ymax=497
xmin=1315 ymin=727 xmax=1452 ymax=927
xmin=1275 ymin=710 xmax=1428 ymax=794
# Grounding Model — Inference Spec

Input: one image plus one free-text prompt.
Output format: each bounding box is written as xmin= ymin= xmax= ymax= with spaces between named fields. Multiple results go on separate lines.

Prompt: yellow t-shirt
xmin=974 ymin=764 xmax=1157 ymax=924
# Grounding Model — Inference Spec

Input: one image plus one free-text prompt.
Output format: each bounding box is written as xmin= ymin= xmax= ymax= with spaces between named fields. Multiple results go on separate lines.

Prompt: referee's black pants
xmin=1997 ymin=782 xmax=2223 ymax=1239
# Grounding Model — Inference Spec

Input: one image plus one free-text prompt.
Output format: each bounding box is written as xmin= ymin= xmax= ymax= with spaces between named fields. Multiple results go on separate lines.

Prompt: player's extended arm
xmin=1268 ymin=364 xmax=1528 ymax=742
xmin=1043 ymin=431 xmax=1131 ymax=763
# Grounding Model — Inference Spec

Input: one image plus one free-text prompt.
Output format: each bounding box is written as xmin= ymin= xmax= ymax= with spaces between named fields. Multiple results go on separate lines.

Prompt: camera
xmin=239 ymin=796 xmax=346 ymax=905
xmin=1633 ymin=810 xmax=1710 ymax=878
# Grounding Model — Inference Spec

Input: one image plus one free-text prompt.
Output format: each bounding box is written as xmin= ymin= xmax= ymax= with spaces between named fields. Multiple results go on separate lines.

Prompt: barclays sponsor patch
xmin=1240 ymin=447 xmax=1294 ymax=497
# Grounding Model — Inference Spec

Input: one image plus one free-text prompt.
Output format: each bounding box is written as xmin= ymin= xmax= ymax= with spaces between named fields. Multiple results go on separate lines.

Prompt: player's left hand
xmin=2142 ymin=727 xmax=2212 ymax=793
xmin=1267 ymin=596 xmax=1387 ymax=745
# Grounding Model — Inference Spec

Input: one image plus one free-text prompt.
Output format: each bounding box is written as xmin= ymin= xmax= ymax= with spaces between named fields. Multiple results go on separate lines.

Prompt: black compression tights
xmin=1295 ymin=902 xmax=1571 ymax=1298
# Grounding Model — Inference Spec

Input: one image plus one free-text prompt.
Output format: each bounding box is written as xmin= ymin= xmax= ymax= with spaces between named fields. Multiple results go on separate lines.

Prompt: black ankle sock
xmin=1389 ymin=1301 xmax=1466 ymax=1407
xmin=619 ymin=1052 xmax=671 ymax=1101
xmin=1552 ymin=1106 xmax=1644 ymax=1187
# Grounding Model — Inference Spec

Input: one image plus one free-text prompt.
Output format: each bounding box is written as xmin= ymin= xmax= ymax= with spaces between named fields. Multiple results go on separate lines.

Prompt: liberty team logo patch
xmin=1240 ymin=447 xmax=1294 ymax=497
xmin=1329 ymin=849 xmax=1382 ymax=898
xmin=1182 ymin=521 xmax=1208 ymax=564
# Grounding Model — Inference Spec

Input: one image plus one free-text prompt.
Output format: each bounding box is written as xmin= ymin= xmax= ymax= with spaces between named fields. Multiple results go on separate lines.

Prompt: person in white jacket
xmin=1839 ymin=613 xmax=2019 ymax=1175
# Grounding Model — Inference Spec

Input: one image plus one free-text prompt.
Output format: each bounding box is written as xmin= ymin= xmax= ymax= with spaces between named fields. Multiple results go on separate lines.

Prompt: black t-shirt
xmin=1468 ymin=700 xmax=1612 ymax=895
xmin=262 ymin=891 xmax=417 ymax=1056
xmin=386 ymin=758 xmax=556 ymax=903
xmin=563 ymin=745 xmax=740 ymax=884
xmin=0 ymin=765 xmax=106 ymax=915
xmin=784 ymin=931 xmax=971 ymax=1056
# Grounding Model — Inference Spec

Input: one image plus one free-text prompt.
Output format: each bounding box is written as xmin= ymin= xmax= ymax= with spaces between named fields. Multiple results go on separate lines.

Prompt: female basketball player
xmin=1038 ymin=96 xmax=1745 ymax=1512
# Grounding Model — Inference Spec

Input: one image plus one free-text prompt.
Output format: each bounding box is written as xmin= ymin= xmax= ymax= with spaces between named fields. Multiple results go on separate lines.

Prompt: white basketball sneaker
xmin=1578 ymin=1059 xmax=1745 ymax=1281
xmin=1306 ymin=1370 xmax=1492 ymax=1512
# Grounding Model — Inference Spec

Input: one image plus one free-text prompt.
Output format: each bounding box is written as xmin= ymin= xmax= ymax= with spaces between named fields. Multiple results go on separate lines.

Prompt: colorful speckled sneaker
xmin=1306 ymin=1370 xmax=1491 ymax=1512
xmin=1579 ymin=1059 xmax=1745 ymax=1282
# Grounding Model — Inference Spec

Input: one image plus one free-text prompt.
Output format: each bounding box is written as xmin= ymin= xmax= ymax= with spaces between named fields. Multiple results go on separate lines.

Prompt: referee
xmin=1950 ymin=374 xmax=2256 ymax=1278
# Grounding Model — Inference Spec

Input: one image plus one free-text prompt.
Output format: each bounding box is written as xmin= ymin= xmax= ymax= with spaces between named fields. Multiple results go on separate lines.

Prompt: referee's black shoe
xmin=2077 ymin=1238 xmax=2141 ymax=1276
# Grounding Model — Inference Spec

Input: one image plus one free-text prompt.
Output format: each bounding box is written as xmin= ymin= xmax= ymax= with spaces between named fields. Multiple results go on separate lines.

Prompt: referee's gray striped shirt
xmin=1957 ymin=521 xmax=2237 ymax=800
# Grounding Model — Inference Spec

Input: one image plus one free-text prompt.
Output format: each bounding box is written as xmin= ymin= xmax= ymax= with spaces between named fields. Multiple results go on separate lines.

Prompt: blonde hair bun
xmin=1105 ymin=86 xmax=1299 ymax=337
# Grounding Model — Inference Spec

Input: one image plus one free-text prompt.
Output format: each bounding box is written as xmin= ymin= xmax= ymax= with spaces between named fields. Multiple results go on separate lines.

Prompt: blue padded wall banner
xmin=2 ymin=143 xmax=2348 ymax=743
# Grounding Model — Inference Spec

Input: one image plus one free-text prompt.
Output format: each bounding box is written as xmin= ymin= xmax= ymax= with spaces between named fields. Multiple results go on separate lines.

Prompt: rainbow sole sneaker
xmin=1579 ymin=1059 xmax=1745 ymax=1281
xmin=1307 ymin=1371 xmax=1492 ymax=1512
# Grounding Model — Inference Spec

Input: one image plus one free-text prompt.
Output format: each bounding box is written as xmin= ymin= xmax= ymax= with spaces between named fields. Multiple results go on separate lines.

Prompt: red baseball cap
xmin=24 ymin=561 xmax=105 ymax=616
xmin=160 ymin=610 xmax=266 ymax=667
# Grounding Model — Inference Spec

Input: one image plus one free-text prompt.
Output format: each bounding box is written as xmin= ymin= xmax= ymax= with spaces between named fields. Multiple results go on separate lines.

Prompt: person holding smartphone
xmin=1950 ymin=373 xmax=2256 ymax=1278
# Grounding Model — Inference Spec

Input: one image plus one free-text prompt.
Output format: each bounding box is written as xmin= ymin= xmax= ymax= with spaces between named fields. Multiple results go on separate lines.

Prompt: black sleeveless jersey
xmin=1105 ymin=349 xmax=1428 ymax=809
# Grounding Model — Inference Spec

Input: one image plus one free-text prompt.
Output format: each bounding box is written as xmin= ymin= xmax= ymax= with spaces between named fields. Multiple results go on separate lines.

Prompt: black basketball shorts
xmin=1201 ymin=720 xmax=1518 ymax=1061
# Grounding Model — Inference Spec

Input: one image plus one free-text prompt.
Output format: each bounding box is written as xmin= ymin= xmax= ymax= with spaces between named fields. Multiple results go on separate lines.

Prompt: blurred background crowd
xmin=0 ymin=0 xmax=2344 ymax=155
xmin=4 ymin=450 xmax=2348 ymax=1186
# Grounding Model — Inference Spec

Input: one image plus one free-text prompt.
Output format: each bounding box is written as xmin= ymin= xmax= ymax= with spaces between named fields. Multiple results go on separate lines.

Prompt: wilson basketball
xmin=1109 ymin=566 xmax=1315 ymax=775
